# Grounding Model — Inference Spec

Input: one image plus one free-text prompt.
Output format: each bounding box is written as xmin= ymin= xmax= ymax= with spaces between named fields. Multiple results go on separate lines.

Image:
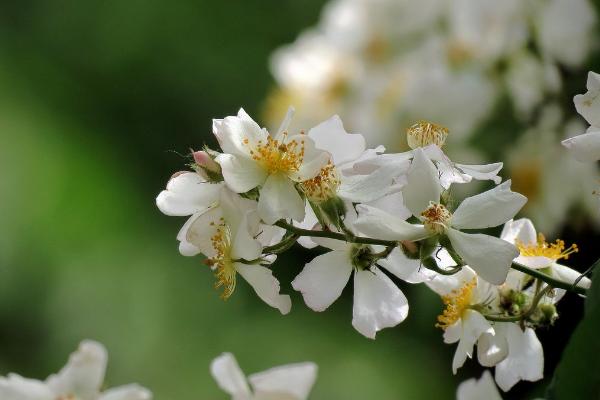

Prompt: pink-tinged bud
xmin=193 ymin=150 xmax=220 ymax=172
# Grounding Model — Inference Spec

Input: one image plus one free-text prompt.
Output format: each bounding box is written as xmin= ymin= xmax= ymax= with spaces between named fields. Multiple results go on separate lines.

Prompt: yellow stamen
xmin=516 ymin=233 xmax=578 ymax=261
xmin=421 ymin=202 xmax=452 ymax=234
xmin=299 ymin=161 xmax=340 ymax=203
xmin=246 ymin=134 xmax=305 ymax=175
xmin=206 ymin=220 xmax=237 ymax=300
xmin=406 ymin=121 xmax=449 ymax=149
xmin=436 ymin=278 xmax=477 ymax=330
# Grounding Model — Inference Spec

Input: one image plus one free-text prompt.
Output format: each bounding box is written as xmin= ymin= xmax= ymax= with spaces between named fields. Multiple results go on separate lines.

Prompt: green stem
xmin=511 ymin=262 xmax=587 ymax=296
xmin=273 ymin=219 xmax=589 ymax=296
xmin=274 ymin=220 xmax=397 ymax=247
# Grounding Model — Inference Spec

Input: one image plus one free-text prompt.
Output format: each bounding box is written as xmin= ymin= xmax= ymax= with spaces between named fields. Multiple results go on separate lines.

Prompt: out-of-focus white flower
xmin=563 ymin=71 xmax=600 ymax=162
xmin=477 ymin=322 xmax=544 ymax=392
xmin=0 ymin=340 xmax=152 ymax=400
xmin=213 ymin=108 xmax=329 ymax=224
xmin=210 ymin=353 xmax=317 ymax=400
xmin=537 ymin=0 xmax=597 ymax=68
xmin=448 ymin=0 xmax=527 ymax=65
xmin=355 ymin=148 xmax=526 ymax=284
xmin=156 ymin=171 xmax=224 ymax=256
xmin=185 ymin=189 xmax=291 ymax=314
xmin=511 ymin=107 xmax=600 ymax=233
xmin=426 ymin=267 xmax=495 ymax=373
xmin=457 ymin=371 xmax=502 ymax=400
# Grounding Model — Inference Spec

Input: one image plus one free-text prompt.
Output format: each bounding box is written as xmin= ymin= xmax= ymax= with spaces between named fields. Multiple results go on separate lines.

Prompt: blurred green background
xmin=0 ymin=1 xmax=594 ymax=399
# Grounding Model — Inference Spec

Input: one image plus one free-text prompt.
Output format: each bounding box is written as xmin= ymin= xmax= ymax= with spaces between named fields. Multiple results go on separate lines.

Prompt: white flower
xmin=185 ymin=189 xmax=291 ymax=314
xmin=156 ymin=171 xmax=224 ymax=256
xmin=562 ymin=71 xmax=600 ymax=162
xmin=477 ymin=322 xmax=544 ymax=392
xmin=457 ymin=371 xmax=502 ymax=400
xmin=537 ymin=0 xmax=596 ymax=68
xmin=355 ymin=121 xmax=504 ymax=190
xmin=355 ymin=148 xmax=526 ymax=284
xmin=210 ymin=353 xmax=317 ymax=400
xmin=213 ymin=108 xmax=329 ymax=224
xmin=0 ymin=340 xmax=151 ymax=400
xmin=426 ymin=267 xmax=495 ymax=373
xmin=291 ymin=211 xmax=409 ymax=338
xmin=501 ymin=218 xmax=591 ymax=292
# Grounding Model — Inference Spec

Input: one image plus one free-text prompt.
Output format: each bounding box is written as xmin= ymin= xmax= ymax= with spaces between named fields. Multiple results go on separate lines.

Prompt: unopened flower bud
xmin=192 ymin=150 xmax=223 ymax=182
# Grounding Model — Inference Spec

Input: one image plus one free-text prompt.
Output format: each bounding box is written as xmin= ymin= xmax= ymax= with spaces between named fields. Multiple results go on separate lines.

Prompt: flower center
xmin=516 ymin=233 xmax=578 ymax=261
xmin=436 ymin=278 xmax=477 ymax=330
xmin=406 ymin=121 xmax=449 ymax=149
xmin=246 ymin=133 xmax=305 ymax=175
xmin=205 ymin=220 xmax=237 ymax=300
xmin=299 ymin=161 xmax=340 ymax=203
xmin=421 ymin=202 xmax=452 ymax=234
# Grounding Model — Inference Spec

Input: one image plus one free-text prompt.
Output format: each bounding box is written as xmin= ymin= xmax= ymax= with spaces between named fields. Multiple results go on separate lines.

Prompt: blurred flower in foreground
xmin=0 ymin=340 xmax=152 ymax=400
xmin=211 ymin=353 xmax=317 ymax=400
xmin=457 ymin=371 xmax=502 ymax=400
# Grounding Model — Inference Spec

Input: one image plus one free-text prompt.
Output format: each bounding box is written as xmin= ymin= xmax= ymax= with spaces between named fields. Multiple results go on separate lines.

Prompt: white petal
xmin=236 ymin=264 xmax=292 ymax=314
xmin=99 ymin=385 xmax=152 ymax=400
xmin=231 ymin=213 xmax=262 ymax=261
xmin=495 ymin=324 xmax=543 ymax=392
xmin=291 ymin=250 xmax=353 ymax=312
xmin=248 ymin=362 xmax=317 ymax=400
xmin=456 ymin=371 xmax=502 ymax=400
xmin=0 ymin=374 xmax=54 ymax=400
xmin=216 ymin=154 xmax=268 ymax=193
xmin=258 ymin=174 xmax=305 ymax=224
xmin=500 ymin=218 xmax=537 ymax=245
xmin=454 ymin=162 xmax=503 ymax=185
xmin=338 ymin=164 xmax=400 ymax=203
xmin=354 ymin=205 xmax=429 ymax=241
xmin=447 ymin=229 xmax=518 ymax=285
xmin=514 ymin=255 xmax=554 ymax=269
xmin=352 ymin=267 xmax=409 ymax=339
xmin=294 ymin=203 xmax=319 ymax=249
xmin=561 ymin=129 xmax=600 ymax=162
xmin=213 ymin=108 xmax=267 ymax=157
xmin=210 ymin=353 xmax=251 ymax=399
xmin=477 ymin=331 xmax=508 ymax=367
xmin=363 ymin=190 xmax=412 ymax=222
xmin=426 ymin=266 xmax=477 ymax=296
xmin=156 ymin=173 xmax=222 ymax=216
xmin=552 ymin=263 xmax=592 ymax=289
xmin=452 ymin=310 xmax=493 ymax=374
xmin=378 ymin=248 xmax=433 ymax=284
xmin=402 ymin=148 xmax=442 ymax=215
xmin=307 ymin=115 xmax=366 ymax=165
xmin=290 ymin=135 xmax=330 ymax=181
xmin=219 ymin=189 xmax=259 ymax=236
xmin=452 ymin=180 xmax=527 ymax=230
xmin=443 ymin=321 xmax=462 ymax=344
xmin=46 ymin=340 xmax=107 ymax=400
xmin=574 ymin=71 xmax=600 ymax=127
xmin=176 ymin=215 xmax=201 ymax=256
xmin=185 ymin=207 xmax=224 ymax=258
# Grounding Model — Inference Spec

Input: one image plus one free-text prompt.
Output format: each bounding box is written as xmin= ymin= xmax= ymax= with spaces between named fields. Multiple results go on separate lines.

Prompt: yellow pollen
xmin=206 ymin=222 xmax=237 ymax=300
xmin=436 ymin=278 xmax=477 ymax=330
xmin=246 ymin=134 xmax=305 ymax=175
xmin=300 ymin=161 xmax=340 ymax=203
xmin=421 ymin=202 xmax=452 ymax=234
xmin=516 ymin=233 xmax=578 ymax=261
xmin=407 ymin=121 xmax=449 ymax=149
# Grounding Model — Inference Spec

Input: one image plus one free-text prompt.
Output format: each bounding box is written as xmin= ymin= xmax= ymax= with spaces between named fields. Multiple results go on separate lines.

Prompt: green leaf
xmin=546 ymin=270 xmax=600 ymax=399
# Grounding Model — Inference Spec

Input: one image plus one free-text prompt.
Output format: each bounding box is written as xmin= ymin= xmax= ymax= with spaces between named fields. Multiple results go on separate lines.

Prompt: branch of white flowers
xmin=273 ymin=220 xmax=589 ymax=296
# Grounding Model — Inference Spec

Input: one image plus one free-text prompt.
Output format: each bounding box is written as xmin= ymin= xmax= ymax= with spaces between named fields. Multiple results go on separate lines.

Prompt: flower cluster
xmin=157 ymin=99 xmax=592 ymax=392
xmin=265 ymin=0 xmax=600 ymax=234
